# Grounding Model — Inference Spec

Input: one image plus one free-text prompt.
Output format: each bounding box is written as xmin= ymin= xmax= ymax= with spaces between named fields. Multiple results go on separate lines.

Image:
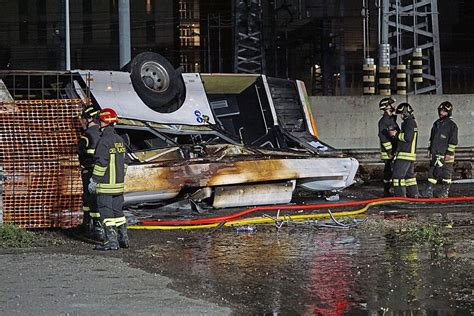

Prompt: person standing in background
xmin=389 ymin=103 xmax=419 ymax=198
xmin=424 ymin=101 xmax=458 ymax=198
xmin=78 ymin=105 xmax=104 ymax=241
xmin=377 ymin=97 xmax=399 ymax=197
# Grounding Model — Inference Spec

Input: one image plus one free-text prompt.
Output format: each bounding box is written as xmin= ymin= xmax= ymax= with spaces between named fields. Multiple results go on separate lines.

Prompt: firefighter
xmin=378 ymin=97 xmax=399 ymax=196
xmin=78 ymin=105 xmax=105 ymax=241
xmin=388 ymin=102 xmax=419 ymax=198
xmin=89 ymin=108 xmax=129 ymax=251
xmin=424 ymin=101 xmax=458 ymax=198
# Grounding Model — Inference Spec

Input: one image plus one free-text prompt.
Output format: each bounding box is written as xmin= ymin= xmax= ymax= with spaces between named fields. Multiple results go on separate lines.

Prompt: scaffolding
xmin=233 ymin=0 xmax=266 ymax=74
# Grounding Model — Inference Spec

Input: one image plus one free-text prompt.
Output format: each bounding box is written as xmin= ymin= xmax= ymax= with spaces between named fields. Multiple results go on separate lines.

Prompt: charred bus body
xmin=0 ymin=53 xmax=358 ymax=209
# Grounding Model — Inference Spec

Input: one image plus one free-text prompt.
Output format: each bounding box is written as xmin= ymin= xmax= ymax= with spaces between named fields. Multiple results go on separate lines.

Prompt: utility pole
xmin=119 ymin=0 xmax=131 ymax=69
xmin=65 ymin=0 xmax=70 ymax=70
xmin=338 ymin=0 xmax=346 ymax=95
xmin=57 ymin=0 xmax=66 ymax=70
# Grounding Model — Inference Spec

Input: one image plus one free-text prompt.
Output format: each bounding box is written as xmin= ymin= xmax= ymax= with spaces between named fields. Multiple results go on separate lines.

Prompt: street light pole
xmin=65 ymin=0 xmax=71 ymax=70
xmin=119 ymin=0 xmax=131 ymax=69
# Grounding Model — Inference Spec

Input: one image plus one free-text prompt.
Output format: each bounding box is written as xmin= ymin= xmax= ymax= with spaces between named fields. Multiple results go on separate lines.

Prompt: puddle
xmin=125 ymin=208 xmax=473 ymax=314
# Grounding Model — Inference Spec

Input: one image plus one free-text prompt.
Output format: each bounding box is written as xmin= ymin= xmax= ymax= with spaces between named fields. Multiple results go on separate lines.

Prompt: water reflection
xmin=144 ymin=222 xmax=472 ymax=315
xmin=303 ymin=233 xmax=358 ymax=315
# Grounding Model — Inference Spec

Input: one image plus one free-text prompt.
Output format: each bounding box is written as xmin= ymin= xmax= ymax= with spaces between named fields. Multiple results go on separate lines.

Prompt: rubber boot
xmin=94 ymin=226 xmax=119 ymax=251
xmin=117 ymin=224 xmax=129 ymax=249
xmin=91 ymin=219 xmax=105 ymax=242
xmin=383 ymin=183 xmax=392 ymax=197
xmin=80 ymin=213 xmax=92 ymax=234
xmin=437 ymin=184 xmax=450 ymax=198
xmin=393 ymin=186 xmax=406 ymax=198
xmin=423 ymin=184 xmax=434 ymax=198
xmin=406 ymin=185 xmax=420 ymax=198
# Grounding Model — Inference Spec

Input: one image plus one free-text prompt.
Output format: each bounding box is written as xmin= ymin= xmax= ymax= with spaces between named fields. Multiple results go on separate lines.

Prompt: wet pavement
xmin=2 ymin=183 xmax=473 ymax=315
xmin=117 ymin=183 xmax=474 ymax=315
xmin=124 ymin=215 xmax=472 ymax=314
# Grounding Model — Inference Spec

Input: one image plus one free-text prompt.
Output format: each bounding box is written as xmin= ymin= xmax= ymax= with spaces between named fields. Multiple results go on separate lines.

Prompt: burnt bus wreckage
xmin=1 ymin=53 xmax=358 ymax=209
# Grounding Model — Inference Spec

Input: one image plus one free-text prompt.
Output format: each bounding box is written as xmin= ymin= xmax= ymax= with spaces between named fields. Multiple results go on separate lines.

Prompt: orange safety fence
xmin=0 ymin=99 xmax=84 ymax=228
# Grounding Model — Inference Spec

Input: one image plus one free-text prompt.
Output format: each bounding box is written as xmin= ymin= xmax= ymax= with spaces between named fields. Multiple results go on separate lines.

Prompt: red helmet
xmin=99 ymin=108 xmax=118 ymax=125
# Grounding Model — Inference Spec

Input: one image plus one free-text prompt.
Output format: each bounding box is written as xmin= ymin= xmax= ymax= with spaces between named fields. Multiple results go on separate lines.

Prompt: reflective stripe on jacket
xmin=92 ymin=125 xmax=129 ymax=195
xmin=395 ymin=115 xmax=418 ymax=161
xmin=378 ymin=113 xmax=399 ymax=160
xmin=78 ymin=125 xmax=101 ymax=168
xmin=428 ymin=117 xmax=458 ymax=159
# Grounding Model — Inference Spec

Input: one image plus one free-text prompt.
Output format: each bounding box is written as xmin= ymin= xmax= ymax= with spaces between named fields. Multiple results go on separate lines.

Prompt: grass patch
xmin=404 ymin=224 xmax=446 ymax=246
xmin=0 ymin=224 xmax=37 ymax=248
xmin=357 ymin=219 xmax=447 ymax=246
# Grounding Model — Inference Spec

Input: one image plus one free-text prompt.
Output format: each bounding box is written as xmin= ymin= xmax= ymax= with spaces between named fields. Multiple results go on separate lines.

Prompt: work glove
xmin=434 ymin=155 xmax=444 ymax=167
xmin=88 ymin=179 xmax=97 ymax=194
xmin=444 ymin=154 xmax=454 ymax=162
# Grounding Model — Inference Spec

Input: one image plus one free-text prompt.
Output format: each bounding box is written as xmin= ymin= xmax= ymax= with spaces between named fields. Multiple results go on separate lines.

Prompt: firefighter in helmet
xmin=378 ymin=97 xmax=399 ymax=196
xmin=388 ymin=102 xmax=420 ymax=198
xmin=89 ymin=108 xmax=129 ymax=251
xmin=424 ymin=101 xmax=458 ymax=198
xmin=78 ymin=105 xmax=105 ymax=241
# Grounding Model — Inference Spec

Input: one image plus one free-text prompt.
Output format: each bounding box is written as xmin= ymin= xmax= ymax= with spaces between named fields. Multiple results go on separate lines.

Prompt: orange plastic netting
xmin=0 ymin=99 xmax=84 ymax=228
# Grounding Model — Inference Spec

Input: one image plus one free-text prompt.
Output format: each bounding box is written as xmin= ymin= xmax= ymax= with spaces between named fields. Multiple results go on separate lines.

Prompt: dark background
xmin=0 ymin=0 xmax=472 ymax=94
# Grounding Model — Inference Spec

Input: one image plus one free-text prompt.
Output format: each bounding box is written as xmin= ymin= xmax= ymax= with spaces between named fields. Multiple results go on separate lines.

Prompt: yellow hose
xmin=130 ymin=199 xmax=407 ymax=230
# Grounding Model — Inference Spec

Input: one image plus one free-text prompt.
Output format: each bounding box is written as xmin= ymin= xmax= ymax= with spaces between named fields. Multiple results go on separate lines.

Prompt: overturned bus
xmin=1 ymin=52 xmax=358 ymax=211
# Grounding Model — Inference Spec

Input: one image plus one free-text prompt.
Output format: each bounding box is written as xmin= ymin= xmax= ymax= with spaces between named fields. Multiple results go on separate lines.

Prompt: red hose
xmin=140 ymin=196 xmax=474 ymax=226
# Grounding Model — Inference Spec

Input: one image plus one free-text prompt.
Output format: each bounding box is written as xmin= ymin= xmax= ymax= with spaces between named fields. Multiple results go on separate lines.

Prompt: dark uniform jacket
xmin=92 ymin=125 xmax=129 ymax=195
xmin=395 ymin=114 xmax=418 ymax=161
xmin=378 ymin=113 xmax=399 ymax=160
xmin=78 ymin=125 xmax=101 ymax=168
xmin=428 ymin=117 xmax=458 ymax=162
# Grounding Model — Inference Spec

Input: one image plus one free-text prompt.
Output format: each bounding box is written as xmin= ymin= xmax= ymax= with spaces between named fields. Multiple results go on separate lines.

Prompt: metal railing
xmin=343 ymin=147 xmax=473 ymax=180
xmin=342 ymin=147 xmax=474 ymax=164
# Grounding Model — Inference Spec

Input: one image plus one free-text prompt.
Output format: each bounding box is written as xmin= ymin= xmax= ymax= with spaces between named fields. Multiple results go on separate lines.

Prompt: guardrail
xmin=342 ymin=147 xmax=474 ymax=181
xmin=342 ymin=147 xmax=474 ymax=164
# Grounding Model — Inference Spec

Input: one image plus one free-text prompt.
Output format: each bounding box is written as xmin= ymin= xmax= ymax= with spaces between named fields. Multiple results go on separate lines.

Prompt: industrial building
xmin=0 ymin=0 xmax=473 ymax=93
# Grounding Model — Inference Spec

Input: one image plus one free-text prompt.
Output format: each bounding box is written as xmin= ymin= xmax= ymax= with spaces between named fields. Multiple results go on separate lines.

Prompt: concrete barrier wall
xmin=310 ymin=95 xmax=474 ymax=149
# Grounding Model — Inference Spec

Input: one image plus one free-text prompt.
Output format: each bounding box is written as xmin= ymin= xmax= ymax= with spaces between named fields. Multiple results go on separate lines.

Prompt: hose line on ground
xmin=131 ymin=204 xmax=370 ymax=230
xmin=131 ymin=196 xmax=474 ymax=230
xmin=130 ymin=196 xmax=474 ymax=230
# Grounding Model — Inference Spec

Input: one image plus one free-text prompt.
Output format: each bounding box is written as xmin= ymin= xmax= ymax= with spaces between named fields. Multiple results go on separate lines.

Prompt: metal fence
xmin=0 ymin=99 xmax=84 ymax=228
